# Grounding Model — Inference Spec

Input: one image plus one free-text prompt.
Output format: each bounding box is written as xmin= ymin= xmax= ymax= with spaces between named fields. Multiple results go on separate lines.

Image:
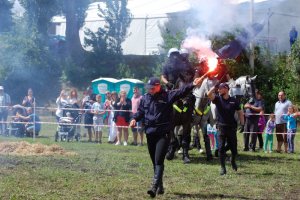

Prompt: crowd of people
xmin=241 ymin=90 xmax=299 ymax=154
xmin=53 ymin=86 xmax=144 ymax=146
xmin=0 ymin=87 xmax=40 ymax=137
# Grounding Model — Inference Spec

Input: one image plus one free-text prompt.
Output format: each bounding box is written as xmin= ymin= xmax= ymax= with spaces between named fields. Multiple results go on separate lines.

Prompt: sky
xmin=231 ymin=0 xmax=268 ymax=3
xmin=12 ymin=0 xmax=270 ymax=17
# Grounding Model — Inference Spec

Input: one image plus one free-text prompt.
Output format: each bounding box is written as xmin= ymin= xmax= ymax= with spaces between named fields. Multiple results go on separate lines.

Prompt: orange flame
xmin=207 ymin=57 xmax=218 ymax=72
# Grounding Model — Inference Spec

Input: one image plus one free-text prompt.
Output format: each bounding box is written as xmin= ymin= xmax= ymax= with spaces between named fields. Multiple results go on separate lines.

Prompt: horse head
xmin=230 ymin=75 xmax=256 ymax=99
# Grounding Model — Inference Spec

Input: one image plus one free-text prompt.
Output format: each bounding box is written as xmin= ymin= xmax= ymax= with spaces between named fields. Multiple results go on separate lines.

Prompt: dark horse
xmin=165 ymin=72 xmax=195 ymax=163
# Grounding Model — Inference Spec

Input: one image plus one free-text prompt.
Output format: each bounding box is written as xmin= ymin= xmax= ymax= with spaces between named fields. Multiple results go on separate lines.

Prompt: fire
xmin=207 ymin=57 xmax=218 ymax=72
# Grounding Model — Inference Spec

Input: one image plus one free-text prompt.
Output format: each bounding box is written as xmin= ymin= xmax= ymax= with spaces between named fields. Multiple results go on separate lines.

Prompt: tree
xmin=0 ymin=0 xmax=14 ymax=33
xmin=85 ymin=0 xmax=132 ymax=54
xmin=60 ymin=0 xmax=90 ymax=63
xmin=79 ymin=0 xmax=132 ymax=84
xmin=0 ymin=1 xmax=62 ymax=104
xmin=19 ymin=0 xmax=60 ymax=40
xmin=0 ymin=22 xmax=61 ymax=104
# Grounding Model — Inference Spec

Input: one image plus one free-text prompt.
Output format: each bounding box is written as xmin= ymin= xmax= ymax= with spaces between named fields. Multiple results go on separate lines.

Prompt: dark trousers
xmin=244 ymin=118 xmax=259 ymax=150
xmin=146 ymin=133 xmax=170 ymax=168
xmin=257 ymin=133 xmax=264 ymax=148
xmin=217 ymin=125 xmax=237 ymax=168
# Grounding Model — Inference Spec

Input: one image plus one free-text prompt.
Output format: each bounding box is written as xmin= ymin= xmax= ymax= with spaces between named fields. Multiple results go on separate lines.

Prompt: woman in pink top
xmin=131 ymin=87 xmax=144 ymax=146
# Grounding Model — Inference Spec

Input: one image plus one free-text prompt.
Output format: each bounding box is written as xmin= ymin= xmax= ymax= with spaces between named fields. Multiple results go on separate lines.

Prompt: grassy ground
xmin=0 ymin=122 xmax=300 ymax=200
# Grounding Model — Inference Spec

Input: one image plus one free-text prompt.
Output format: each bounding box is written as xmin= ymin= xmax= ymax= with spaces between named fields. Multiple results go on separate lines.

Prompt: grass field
xmin=0 ymin=122 xmax=300 ymax=200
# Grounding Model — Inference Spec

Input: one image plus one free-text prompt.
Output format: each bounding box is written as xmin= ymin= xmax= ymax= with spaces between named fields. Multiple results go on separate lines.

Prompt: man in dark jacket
xmin=207 ymin=83 xmax=245 ymax=176
xmin=129 ymin=71 xmax=210 ymax=198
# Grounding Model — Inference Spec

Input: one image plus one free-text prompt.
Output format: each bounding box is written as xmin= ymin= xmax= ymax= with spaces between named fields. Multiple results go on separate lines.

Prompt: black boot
xmin=231 ymin=156 xmax=238 ymax=171
xmin=166 ymin=139 xmax=178 ymax=160
xmin=182 ymin=148 xmax=191 ymax=164
xmin=220 ymin=153 xmax=227 ymax=175
xmin=147 ymin=165 xmax=164 ymax=198
xmin=214 ymin=149 xmax=219 ymax=157
xmin=220 ymin=166 xmax=227 ymax=175
xmin=157 ymin=181 xmax=164 ymax=195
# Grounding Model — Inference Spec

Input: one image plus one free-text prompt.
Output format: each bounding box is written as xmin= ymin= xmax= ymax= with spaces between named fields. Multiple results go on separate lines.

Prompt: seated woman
xmin=16 ymin=107 xmax=41 ymax=137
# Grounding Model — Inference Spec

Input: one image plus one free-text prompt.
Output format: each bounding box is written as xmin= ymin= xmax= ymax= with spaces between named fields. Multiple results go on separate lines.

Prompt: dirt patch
xmin=0 ymin=141 xmax=77 ymax=156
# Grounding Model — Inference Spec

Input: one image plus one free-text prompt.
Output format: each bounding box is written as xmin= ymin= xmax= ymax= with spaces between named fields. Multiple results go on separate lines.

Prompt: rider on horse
xmin=161 ymin=47 xmax=196 ymax=163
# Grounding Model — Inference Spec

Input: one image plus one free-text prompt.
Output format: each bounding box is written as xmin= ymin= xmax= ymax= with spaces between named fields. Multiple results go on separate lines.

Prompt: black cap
xmin=146 ymin=77 xmax=160 ymax=89
xmin=219 ymin=83 xmax=229 ymax=90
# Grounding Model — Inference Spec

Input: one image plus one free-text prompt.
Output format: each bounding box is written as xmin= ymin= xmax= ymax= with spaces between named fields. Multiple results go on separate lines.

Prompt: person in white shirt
xmin=91 ymin=95 xmax=106 ymax=143
xmin=0 ymin=86 xmax=11 ymax=135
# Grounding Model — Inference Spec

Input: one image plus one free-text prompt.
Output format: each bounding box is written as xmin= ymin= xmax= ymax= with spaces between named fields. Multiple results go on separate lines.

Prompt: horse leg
xmin=182 ymin=123 xmax=191 ymax=164
xmin=201 ymin=122 xmax=213 ymax=161
xmin=176 ymin=126 xmax=183 ymax=151
xmin=166 ymin=128 xmax=178 ymax=160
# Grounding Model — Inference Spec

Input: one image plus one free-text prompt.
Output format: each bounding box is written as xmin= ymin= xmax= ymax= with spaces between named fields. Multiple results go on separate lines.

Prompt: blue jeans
xmin=287 ymin=129 xmax=296 ymax=153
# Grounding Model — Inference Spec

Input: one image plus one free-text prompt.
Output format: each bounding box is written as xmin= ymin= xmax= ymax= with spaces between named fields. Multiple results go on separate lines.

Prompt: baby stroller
xmin=8 ymin=105 xmax=27 ymax=137
xmin=55 ymin=104 xmax=81 ymax=142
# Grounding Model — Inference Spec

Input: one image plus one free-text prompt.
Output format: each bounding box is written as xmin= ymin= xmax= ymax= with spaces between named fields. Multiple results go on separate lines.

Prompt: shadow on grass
xmin=170 ymin=151 xmax=299 ymax=166
xmin=173 ymin=192 xmax=254 ymax=199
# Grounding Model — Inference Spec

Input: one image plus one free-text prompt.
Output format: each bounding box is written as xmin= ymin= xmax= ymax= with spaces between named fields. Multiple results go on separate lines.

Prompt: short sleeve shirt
xmin=274 ymin=99 xmax=292 ymax=124
xmin=245 ymin=98 xmax=264 ymax=120
xmin=212 ymin=95 xmax=241 ymax=127
xmin=92 ymin=102 xmax=104 ymax=119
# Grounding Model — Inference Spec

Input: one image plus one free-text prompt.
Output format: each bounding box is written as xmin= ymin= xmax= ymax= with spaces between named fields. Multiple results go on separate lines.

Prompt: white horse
xmin=192 ymin=75 xmax=256 ymax=158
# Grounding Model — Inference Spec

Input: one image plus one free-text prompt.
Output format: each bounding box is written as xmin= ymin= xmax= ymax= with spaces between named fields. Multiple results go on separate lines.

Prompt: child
xmin=92 ymin=95 xmax=106 ymax=143
xmin=281 ymin=105 xmax=299 ymax=153
xmin=257 ymin=111 xmax=266 ymax=149
xmin=207 ymin=124 xmax=218 ymax=150
xmin=263 ymin=113 xmax=276 ymax=153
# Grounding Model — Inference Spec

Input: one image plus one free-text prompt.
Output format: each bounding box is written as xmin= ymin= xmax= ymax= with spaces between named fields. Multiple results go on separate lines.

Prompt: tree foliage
xmin=19 ymin=0 xmax=60 ymax=39
xmin=0 ymin=1 xmax=62 ymax=104
xmin=79 ymin=0 xmax=132 ymax=85
xmin=0 ymin=0 xmax=13 ymax=33
xmin=60 ymin=0 xmax=90 ymax=62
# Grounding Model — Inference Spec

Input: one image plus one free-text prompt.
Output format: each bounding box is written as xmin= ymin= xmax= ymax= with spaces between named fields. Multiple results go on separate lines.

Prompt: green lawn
xmin=0 ymin=122 xmax=300 ymax=200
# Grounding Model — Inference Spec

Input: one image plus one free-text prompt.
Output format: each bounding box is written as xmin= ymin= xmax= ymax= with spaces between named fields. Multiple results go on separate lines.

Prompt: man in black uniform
xmin=207 ymin=83 xmax=244 ymax=175
xmin=129 ymin=71 xmax=210 ymax=197
xmin=161 ymin=48 xmax=183 ymax=90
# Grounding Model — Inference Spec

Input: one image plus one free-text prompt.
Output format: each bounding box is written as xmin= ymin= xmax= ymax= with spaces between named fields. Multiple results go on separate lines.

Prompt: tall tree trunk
xmin=64 ymin=0 xmax=84 ymax=64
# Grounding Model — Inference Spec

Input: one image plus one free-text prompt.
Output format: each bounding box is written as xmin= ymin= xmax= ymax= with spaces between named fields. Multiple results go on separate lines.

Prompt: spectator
xmin=83 ymin=95 xmax=94 ymax=142
xmin=16 ymin=107 xmax=41 ymax=137
xmin=22 ymin=88 xmax=35 ymax=108
xmin=263 ymin=113 xmax=276 ymax=153
xmin=274 ymin=91 xmax=292 ymax=153
xmin=131 ymin=87 xmax=144 ymax=146
xmin=104 ymin=91 xmax=112 ymax=125
xmin=243 ymin=90 xmax=264 ymax=152
xmin=68 ymin=88 xmax=79 ymax=107
xmin=114 ymin=90 xmax=131 ymax=146
xmin=55 ymin=90 xmax=68 ymax=122
xmin=281 ymin=105 xmax=299 ymax=153
xmin=91 ymin=95 xmax=105 ymax=143
xmin=0 ymin=86 xmax=11 ymax=135
xmin=257 ymin=110 xmax=266 ymax=149
xmin=108 ymin=91 xmax=118 ymax=143
xmin=207 ymin=124 xmax=218 ymax=150
xmin=68 ymin=88 xmax=81 ymax=137
xmin=289 ymin=26 xmax=298 ymax=48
